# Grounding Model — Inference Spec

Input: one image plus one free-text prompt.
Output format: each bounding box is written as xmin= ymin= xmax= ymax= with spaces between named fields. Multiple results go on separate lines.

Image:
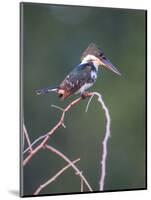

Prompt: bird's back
xmin=59 ymin=63 xmax=96 ymax=99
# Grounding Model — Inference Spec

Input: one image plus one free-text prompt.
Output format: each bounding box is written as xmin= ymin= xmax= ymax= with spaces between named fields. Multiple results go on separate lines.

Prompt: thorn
xmin=51 ymin=105 xmax=64 ymax=112
xmin=62 ymin=123 xmax=66 ymax=128
xmin=85 ymin=94 xmax=95 ymax=112
xmin=75 ymin=171 xmax=83 ymax=176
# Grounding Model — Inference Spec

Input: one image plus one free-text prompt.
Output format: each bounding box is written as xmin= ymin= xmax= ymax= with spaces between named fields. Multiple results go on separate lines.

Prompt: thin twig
xmin=92 ymin=92 xmax=111 ymax=191
xmin=23 ymin=133 xmax=48 ymax=155
xmin=80 ymin=177 xmax=84 ymax=192
xmin=45 ymin=144 xmax=93 ymax=192
xmin=62 ymin=123 xmax=66 ymax=128
xmin=34 ymin=158 xmax=80 ymax=195
xmin=81 ymin=91 xmax=111 ymax=190
xmin=51 ymin=104 xmax=64 ymax=112
xmin=75 ymin=170 xmax=83 ymax=191
xmin=23 ymin=124 xmax=33 ymax=153
xmin=51 ymin=105 xmax=66 ymax=128
xmin=85 ymin=93 xmax=95 ymax=112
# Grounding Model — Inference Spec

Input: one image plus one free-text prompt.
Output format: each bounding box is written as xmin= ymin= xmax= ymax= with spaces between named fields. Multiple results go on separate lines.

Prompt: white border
xmin=0 ymin=0 xmax=150 ymax=199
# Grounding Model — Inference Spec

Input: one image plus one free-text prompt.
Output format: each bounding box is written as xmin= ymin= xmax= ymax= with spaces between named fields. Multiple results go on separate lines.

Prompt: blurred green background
xmin=22 ymin=3 xmax=146 ymax=196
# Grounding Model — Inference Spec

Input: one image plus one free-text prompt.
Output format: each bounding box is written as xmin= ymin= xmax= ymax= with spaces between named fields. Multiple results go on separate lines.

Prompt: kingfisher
xmin=36 ymin=43 xmax=121 ymax=99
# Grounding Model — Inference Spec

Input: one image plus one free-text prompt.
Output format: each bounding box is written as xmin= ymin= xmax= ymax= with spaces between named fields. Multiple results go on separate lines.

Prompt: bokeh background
xmin=21 ymin=2 xmax=146 ymax=196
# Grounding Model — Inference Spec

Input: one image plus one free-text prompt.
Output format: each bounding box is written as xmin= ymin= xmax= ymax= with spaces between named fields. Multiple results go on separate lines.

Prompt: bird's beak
xmin=100 ymin=57 xmax=121 ymax=76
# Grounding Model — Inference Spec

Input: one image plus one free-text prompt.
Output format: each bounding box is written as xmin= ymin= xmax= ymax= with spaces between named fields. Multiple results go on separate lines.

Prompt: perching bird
xmin=36 ymin=43 xmax=121 ymax=99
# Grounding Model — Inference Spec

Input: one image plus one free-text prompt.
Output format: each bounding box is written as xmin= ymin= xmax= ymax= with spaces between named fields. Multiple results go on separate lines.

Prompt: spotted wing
xmin=59 ymin=64 xmax=94 ymax=99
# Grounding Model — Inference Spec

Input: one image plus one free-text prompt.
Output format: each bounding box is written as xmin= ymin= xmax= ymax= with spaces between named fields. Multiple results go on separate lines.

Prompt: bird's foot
xmin=81 ymin=91 xmax=93 ymax=99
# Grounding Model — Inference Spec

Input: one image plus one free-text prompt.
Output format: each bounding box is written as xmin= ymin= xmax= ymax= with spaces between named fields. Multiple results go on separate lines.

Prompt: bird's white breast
xmin=91 ymin=71 xmax=97 ymax=80
xmin=76 ymin=83 xmax=93 ymax=94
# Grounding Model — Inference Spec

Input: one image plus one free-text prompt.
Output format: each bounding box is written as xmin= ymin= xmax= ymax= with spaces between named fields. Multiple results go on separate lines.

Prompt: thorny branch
xmin=23 ymin=97 xmax=82 ymax=166
xmin=23 ymin=91 xmax=111 ymax=192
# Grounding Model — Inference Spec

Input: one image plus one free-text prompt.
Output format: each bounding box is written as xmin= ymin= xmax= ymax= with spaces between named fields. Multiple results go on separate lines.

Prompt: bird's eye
xmin=102 ymin=56 xmax=107 ymax=60
xmin=100 ymin=52 xmax=103 ymax=57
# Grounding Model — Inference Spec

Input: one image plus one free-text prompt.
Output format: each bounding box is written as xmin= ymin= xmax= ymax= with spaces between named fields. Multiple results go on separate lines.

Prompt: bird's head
xmin=81 ymin=43 xmax=121 ymax=75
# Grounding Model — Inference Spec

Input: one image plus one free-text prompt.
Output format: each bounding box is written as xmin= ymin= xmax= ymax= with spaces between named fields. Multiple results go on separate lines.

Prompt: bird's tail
xmin=36 ymin=86 xmax=58 ymax=95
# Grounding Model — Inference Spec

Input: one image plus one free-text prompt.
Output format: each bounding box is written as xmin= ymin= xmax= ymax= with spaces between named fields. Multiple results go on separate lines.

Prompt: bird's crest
xmin=81 ymin=43 xmax=104 ymax=61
